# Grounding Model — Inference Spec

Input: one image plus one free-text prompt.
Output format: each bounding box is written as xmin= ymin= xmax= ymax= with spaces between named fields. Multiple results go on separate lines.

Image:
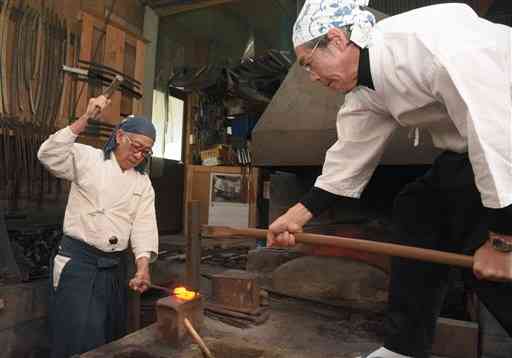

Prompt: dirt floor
xmin=81 ymin=234 xmax=393 ymax=358
xmin=82 ymin=295 xmax=386 ymax=358
xmin=82 ymin=234 xmax=468 ymax=358
xmin=200 ymin=294 xmax=387 ymax=357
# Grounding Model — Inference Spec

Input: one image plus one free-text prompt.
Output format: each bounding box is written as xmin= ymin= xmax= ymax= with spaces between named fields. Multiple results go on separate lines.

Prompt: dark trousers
xmin=49 ymin=236 xmax=128 ymax=358
xmin=384 ymin=152 xmax=512 ymax=358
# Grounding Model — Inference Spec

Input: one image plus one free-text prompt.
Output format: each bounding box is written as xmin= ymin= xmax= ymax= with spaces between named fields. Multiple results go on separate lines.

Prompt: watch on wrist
xmin=491 ymin=236 xmax=512 ymax=253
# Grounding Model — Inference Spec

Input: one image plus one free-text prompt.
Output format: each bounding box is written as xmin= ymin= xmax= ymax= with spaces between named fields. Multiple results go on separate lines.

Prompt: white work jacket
xmin=316 ymin=3 xmax=512 ymax=209
xmin=38 ymin=127 xmax=159 ymax=260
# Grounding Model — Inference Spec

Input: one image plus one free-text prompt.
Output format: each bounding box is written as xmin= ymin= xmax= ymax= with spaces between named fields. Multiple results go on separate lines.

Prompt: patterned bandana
xmin=293 ymin=0 xmax=376 ymax=49
xmin=103 ymin=115 xmax=156 ymax=174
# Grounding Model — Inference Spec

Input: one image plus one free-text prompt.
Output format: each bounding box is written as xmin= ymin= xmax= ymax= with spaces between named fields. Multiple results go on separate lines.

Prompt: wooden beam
xmin=80 ymin=10 xmax=150 ymax=43
xmin=154 ymin=0 xmax=240 ymax=17
xmin=186 ymin=200 xmax=201 ymax=292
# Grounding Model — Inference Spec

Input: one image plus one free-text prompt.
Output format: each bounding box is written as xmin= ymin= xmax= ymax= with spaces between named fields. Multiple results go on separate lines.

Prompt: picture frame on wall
xmin=208 ymin=173 xmax=249 ymax=227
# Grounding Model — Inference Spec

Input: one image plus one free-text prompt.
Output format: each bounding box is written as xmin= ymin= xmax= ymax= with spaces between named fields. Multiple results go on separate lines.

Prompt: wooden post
xmin=186 ymin=200 xmax=201 ymax=292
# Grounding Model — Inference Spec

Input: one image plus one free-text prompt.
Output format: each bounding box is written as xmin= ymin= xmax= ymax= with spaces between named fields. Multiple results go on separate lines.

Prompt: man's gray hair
xmin=302 ymin=25 xmax=352 ymax=49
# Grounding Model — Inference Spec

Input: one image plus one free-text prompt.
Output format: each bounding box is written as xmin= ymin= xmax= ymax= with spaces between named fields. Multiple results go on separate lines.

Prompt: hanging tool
xmin=202 ymin=226 xmax=474 ymax=269
xmin=78 ymin=59 xmax=141 ymax=86
xmin=0 ymin=0 xmax=11 ymax=114
xmin=62 ymin=65 xmax=141 ymax=99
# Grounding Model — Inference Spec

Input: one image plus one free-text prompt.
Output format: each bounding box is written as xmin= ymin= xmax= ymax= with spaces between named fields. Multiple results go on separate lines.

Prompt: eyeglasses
xmin=301 ymin=37 xmax=322 ymax=73
xmin=125 ymin=135 xmax=153 ymax=158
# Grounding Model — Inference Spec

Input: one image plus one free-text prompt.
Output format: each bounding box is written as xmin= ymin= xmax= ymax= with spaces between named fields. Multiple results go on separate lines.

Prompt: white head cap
xmin=292 ymin=0 xmax=376 ymax=49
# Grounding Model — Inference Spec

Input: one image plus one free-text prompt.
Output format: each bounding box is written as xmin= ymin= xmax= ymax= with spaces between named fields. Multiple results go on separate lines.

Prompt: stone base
xmin=272 ymin=256 xmax=389 ymax=306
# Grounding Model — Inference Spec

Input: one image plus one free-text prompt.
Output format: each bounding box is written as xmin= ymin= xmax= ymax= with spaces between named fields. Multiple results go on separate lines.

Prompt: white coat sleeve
xmin=37 ymin=126 xmax=95 ymax=183
xmin=315 ymin=90 xmax=398 ymax=198
xmin=130 ymin=179 xmax=159 ymax=262
xmin=432 ymin=48 xmax=512 ymax=209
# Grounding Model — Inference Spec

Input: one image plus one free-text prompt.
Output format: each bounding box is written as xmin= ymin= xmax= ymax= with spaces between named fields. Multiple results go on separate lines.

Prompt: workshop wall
xmin=21 ymin=0 xmax=145 ymax=37
xmin=0 ymin=2 xmax=147 ymax=357
xmin=152 ymin=1 xmax=297 ymax=233
xmin=0 ymin=0 xmax=147 ymax=212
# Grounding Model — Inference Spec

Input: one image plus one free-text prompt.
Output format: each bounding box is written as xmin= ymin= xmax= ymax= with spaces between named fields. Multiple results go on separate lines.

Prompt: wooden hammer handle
xmin=202 ymin=226 xmax=474 ymax=269
xmin=87 ymin=75 xmax=124 ymax=122
xmin=102 ymin=74 xmax=124 ymax=99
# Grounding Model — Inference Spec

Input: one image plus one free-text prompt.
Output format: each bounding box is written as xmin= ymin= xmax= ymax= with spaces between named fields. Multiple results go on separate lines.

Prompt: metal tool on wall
xmin=78 ymin=59 xmax=141 ymax=88
xmin=0 ymin=0 xmax=11 ymax=114
xmin=63 ymin=64 xmax=142 ymax=101
xmin=0 ymin=0 xmax=130 ymax=208
xmin=0 ymin=1 xmax=72 ymax=209
xmin=168 ymin=50 xmax=293 ymax=103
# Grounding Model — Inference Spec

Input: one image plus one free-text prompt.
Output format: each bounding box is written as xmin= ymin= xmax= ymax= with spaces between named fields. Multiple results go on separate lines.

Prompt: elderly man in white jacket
xmin=38 ymin=96 xmax=159 ymax=358
xmin=267 ymin=1 xmax=512 ymax=357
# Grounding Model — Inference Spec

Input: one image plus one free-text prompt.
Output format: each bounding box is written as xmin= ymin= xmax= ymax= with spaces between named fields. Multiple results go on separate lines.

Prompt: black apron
xmin=49 ymin=235 xmax=128 ymax=358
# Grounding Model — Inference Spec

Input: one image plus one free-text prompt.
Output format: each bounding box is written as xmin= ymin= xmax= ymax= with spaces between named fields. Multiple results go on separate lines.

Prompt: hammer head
xmin=156 ymin=294 xmax=204 ymax=346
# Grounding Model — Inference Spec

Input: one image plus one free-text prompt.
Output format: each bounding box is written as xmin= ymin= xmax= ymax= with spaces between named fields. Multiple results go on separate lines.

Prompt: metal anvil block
xmin=156 ymin=294 xmax=204 ymax=346
xmin=211 ymin=269 xmax=260 ymax=313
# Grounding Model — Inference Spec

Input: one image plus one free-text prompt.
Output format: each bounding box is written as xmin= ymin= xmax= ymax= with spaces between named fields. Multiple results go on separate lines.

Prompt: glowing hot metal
xmin=173 ymin=286 xmax=197 ymax=301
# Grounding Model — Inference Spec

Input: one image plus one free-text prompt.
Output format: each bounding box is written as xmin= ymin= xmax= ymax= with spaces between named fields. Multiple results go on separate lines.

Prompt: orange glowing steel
xmin=173 ymin=286 xmax=197 ymax=301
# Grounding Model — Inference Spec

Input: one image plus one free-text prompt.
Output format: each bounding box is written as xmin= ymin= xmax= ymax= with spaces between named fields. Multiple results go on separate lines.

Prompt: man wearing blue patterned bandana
xmin=268 ymin=1 xmax=512 ymax=357
xmin=38 ymin=95 xmax=159 ymax=358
